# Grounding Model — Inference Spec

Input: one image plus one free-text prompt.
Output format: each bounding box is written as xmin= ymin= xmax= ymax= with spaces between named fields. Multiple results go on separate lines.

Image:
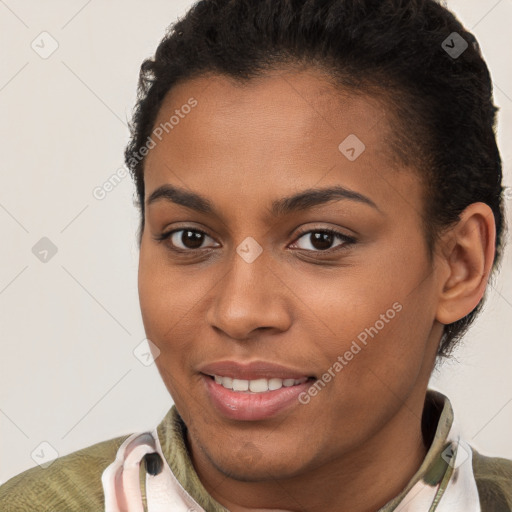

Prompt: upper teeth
xmin=213 ymin=375 xmax=308 ymax=393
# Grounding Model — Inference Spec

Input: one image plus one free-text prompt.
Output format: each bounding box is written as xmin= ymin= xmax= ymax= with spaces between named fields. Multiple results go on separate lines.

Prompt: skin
xmin=138 ymin=68 xmax=496 ymax=512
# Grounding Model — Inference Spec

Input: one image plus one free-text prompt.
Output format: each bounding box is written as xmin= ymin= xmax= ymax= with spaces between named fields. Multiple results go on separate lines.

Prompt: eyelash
xmin=154 ymin=226 xmax=356 ymax=255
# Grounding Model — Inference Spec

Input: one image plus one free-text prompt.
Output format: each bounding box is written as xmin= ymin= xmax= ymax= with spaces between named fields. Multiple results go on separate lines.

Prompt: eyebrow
xmin=146 ymin=183 xmax=381 ymax=216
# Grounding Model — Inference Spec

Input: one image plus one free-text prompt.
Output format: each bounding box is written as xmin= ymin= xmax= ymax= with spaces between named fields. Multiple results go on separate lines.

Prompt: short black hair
xmin=125 ymin=0 xmax=506 ymax=358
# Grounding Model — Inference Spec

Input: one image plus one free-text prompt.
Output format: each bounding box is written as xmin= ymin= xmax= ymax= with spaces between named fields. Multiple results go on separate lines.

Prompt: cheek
xmin=137 ymin=243 xmax=214 ymax=360
xmin=138 ymin=244 xmax=182 ymax=345
xmin=315 ymin=254 xmax=434 ymax=392
xmin=346 ymin=295 xmax=434 ymax=410
xmin=138 ymin=249 xmax=195 ymax=405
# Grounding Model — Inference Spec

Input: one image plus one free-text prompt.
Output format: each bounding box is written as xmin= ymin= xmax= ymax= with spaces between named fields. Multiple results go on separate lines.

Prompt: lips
xmin=202 ymin=374 xmax=315 ymax=421
xmin=198 ymin=360 xmax=317 ymax=420
xmin=199 ymin=360 xmax=315 ymax=381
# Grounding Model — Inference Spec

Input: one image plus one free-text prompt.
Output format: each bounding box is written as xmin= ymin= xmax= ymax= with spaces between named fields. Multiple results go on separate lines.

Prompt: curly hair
xmin=124 ymin=0 xmax=506 ymax=358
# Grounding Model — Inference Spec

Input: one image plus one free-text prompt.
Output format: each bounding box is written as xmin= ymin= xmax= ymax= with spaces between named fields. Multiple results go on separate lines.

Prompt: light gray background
xmin=1 ymin=0 xmax=511 ymax=484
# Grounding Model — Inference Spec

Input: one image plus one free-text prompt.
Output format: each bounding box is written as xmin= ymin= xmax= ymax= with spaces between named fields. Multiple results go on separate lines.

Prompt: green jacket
xmin=1 ymin=390 xmax=511 ymax=511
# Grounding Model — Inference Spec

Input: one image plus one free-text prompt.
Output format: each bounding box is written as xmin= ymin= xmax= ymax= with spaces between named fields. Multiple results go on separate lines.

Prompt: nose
xmin=205 ymin=243 xmax=291 ymax=341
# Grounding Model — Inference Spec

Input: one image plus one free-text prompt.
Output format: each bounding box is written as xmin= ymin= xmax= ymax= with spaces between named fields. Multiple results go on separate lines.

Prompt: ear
xmin=435 ymin=202 xmax=496 ymax=325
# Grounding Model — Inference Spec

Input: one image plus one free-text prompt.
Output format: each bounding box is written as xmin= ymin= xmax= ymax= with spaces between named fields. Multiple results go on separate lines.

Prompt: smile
xmin=208 ymin=374 xmax=310 ymax=393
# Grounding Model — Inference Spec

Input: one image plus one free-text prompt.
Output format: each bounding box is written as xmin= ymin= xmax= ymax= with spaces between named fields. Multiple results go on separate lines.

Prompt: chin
xmin=208 ymin=445 xmax=310 ymax=482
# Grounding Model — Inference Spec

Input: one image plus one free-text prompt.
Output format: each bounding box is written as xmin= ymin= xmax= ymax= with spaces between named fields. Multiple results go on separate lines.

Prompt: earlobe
xmin=435 ymin=202 xmax=496 ymax=325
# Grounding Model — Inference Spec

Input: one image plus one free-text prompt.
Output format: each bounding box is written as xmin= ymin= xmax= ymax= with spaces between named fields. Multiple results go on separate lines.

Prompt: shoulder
xmin=0 ymin=434 xmax=129 ymax=512
xmin=472 ymin=447 xmax=512 ymax=511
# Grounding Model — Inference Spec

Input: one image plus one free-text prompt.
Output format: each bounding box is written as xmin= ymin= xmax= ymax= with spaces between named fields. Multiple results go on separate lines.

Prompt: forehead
xmin=143 ymin=68 xmax=422 ymax=220
xmin=148 ymin=68 xmax=393 ymax=161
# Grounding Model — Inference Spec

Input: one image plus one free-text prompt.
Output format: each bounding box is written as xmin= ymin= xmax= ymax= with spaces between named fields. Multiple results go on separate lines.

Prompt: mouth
xmin=200 ymin=373 xmax=317 ymax=421
xmin=203 ymin=373 xmax=316 ymax=393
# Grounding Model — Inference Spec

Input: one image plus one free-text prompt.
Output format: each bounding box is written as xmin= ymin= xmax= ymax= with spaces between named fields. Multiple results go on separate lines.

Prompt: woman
xmin=1 ymin=0 xmax=511 ymax=510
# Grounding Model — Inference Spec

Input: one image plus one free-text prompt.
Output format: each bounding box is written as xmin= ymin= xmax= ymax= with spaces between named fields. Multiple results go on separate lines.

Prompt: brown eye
xmin=155 ymin=228 xmax=219 ymax=252
xmin=291 ymin=229 xmax=356 ymax=253
xmin=170 ymin=229 xmax=215 ymax=250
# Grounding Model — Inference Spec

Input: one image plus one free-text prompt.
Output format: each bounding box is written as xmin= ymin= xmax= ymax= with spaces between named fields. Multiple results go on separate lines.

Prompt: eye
xmin=154 ymin=226 xmax=356 ymax=254
xmin=154 ymin=228 xmax=219 ymax=252
xmin=290 ymin=228 xmax=356 ymax=252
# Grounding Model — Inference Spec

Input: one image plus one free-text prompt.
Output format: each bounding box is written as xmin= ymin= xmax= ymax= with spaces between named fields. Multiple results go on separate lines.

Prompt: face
xmin=138 ymin=68 xmax=444 ymax=481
